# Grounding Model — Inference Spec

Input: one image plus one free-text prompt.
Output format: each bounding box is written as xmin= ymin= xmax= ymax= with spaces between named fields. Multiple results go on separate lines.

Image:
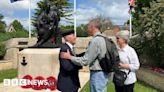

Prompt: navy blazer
xmin=57 ymin=43 xmax=82 ymax=92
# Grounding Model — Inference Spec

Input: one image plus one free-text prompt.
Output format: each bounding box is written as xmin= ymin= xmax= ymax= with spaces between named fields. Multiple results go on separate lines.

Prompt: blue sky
xmin=0 ymin=0 xmax=38 ymax=29
xmin=0 ymin=0 xmax=130 ymax=29
xmin=76 ymin=0 xmax=129 ymax=25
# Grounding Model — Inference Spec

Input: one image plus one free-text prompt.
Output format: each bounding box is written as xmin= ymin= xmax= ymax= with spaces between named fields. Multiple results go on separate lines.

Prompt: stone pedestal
xmin=18 ymin=48 xmax=60 ymax=79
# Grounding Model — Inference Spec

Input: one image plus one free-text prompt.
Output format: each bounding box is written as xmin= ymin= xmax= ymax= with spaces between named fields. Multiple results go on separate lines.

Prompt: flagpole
xmin=28 ymin=0 xmax=31 ymax=38
xmin=74 ymin=0 xmax=76 ymax=37
xmin=129 ymin=13 xmax=132 ymax=38
xmin=129 ymin=0 xmax=135 ymax=38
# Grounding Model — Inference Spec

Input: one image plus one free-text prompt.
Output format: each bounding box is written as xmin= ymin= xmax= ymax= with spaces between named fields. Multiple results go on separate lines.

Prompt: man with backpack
xmin=60 ymin=19 xmax=119 ymax=92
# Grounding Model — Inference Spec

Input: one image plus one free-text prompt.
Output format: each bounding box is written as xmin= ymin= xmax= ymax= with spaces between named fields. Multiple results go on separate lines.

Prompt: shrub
xmin=130 ymin=35 xmax=164 ymax=68
xmin=130 ymin=0 xmax=164 ymax=68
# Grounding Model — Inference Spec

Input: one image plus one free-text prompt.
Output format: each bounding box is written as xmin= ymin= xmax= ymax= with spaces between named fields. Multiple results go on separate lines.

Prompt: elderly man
xmin=61 ymin=19 xmax=110 ymax=92
xmin=57 ymin=30 xmax=82 ymax=92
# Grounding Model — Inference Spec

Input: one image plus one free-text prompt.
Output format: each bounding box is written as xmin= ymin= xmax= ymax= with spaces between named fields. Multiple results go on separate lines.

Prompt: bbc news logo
xmin=3 ymin=75 xmax=57 ymax=91
xmin=3 ymin=79 xmax=49 ymax=86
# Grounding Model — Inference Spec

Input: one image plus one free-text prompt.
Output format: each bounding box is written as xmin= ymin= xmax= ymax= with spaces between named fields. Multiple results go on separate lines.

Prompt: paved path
xmin=0 ymin=71 xmax=89 ymax=92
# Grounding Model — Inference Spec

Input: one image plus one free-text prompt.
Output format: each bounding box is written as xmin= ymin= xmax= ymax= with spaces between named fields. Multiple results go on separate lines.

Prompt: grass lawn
xmin=80 ymin=81 xmax=162 ymax=92
xmin=0 ymin=69 xmax=18 ymax=83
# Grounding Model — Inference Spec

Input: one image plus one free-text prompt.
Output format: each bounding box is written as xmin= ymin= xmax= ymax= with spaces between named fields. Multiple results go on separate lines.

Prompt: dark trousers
xmin=61 ymin=90 xmax=78 ymax=92
xmin=114 ymin=83 xmax=135 ymax=92
xmin=61 ymin=88 xmax=78 ymax=92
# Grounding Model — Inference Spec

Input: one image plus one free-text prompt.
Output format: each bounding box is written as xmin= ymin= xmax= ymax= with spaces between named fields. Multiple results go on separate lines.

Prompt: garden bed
xmin=137 ymin=67 xmax=164 ymax=92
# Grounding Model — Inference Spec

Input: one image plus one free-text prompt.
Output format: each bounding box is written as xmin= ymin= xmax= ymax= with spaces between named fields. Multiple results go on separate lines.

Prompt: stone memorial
xmin=32 ymin=0 xmax=62 ymax=48
xmin=18 ymin=0 xmax=62 ymax=90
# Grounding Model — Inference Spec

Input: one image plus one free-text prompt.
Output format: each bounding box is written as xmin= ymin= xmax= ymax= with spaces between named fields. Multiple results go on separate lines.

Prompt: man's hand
xmin=60 ymin=49 xmax=72 ymax=60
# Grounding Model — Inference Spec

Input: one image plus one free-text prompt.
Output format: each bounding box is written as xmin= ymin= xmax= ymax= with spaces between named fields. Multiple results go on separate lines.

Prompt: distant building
xmin=115 ymin=25 xmax=129 ymax=30
xmin=103 ymin=30 xmax=114 ymax=36
xmin=103 ymin=25 xmax=129 ymax=36
xmin=6 ymin=24 xmax=16 ymax=32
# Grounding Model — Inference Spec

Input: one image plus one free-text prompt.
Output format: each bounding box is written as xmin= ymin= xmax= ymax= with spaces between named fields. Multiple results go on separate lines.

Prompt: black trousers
xmin=114 ymin=83 xmax=135 ymax=92
xmin=61 ymin=88 xmax=78 ymax=92
xmin=61 ymin=90 xmax=78 ymax=92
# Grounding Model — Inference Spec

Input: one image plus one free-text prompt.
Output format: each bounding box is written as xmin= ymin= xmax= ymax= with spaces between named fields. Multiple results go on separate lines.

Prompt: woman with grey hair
xmin=114 ymin=31 xmax=140 ymax=92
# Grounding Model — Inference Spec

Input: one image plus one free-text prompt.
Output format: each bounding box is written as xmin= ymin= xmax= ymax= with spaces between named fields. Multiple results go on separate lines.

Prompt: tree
xmin=0 ymin=14 xmax=6 ymax=33
xmin=60 ymin=25 xmax=74 ymax=31
xmin=60 ymin=25 xmax=88 ymax=37
xmin=131 ymin=0 xmax=164 ymax=68
xmin=76 ymin=24 xmax=88 ymax=37
xmin=132 ymin=0 xmax=156 ymax=33
xmin=76 ymin=16 xmax=114 ymax=37
xmin=11 ymin=20 xmax=28 ymax=37
xmin=94 ymin=15 xmax=113 ymax=32
xmin=12 ymin=20 xmax=27 ymax=32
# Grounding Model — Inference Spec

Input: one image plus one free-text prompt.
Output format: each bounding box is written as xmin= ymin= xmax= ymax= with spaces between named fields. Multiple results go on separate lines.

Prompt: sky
xmin=76 ymin=0 xmax=129 ymax=25
xmin=0 ymin=0 xmax=130 ymax=29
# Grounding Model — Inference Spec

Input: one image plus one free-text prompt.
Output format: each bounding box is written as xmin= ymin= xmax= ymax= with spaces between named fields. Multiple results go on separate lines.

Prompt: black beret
xmin=62 ymin=30 xmax=75 ymax=37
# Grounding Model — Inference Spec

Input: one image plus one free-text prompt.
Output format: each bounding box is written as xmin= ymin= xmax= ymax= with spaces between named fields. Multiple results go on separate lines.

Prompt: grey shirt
xmin=71 ymin=32 xmax=106 ymax=70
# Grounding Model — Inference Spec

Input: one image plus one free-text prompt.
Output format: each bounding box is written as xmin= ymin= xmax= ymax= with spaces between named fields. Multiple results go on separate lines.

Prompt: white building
xmin=6 ymin=24 xmax=16 ymax=32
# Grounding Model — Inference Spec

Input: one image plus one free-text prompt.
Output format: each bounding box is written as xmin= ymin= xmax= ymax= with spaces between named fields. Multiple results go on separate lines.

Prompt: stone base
xmin=18 ymin=48 xmax=60 ymax=79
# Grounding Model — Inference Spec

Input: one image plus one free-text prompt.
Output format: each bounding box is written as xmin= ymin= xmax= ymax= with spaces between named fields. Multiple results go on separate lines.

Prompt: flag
xmin=129 ymin=0 xmax=135 ymax=7
xmin=10 ymin=0 xmax=23 ymax=3
xmin=128 ymin=0 xmax=135 ymax=14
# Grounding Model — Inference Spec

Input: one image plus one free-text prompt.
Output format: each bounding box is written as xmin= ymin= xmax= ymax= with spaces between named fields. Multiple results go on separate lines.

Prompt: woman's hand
xmin=119 ymin=63 xmax=130 ymax=69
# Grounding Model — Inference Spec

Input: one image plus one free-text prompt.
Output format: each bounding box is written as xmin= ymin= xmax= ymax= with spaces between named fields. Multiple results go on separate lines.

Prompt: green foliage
xmin=60 ymin=25 xmax=74 ymax=31
xmin=0 ymin=30 xmax=28 ymax=59
xmin=131 ymin=0 xmax=164 ymax=68
xmin=10 ymin=31 xmax=29 ymax=38
xmin=0 ymin=15 xmax=28 ymax=59
xmin=60 ymin=25 xmax=88 ymax=37
xmin=76 ymin=16 xmax=114 ymax=37
xmin=130 ymin=0 xmax=156 ymax=33
xmin=0 ymin=14 xmax=6 ymax=33
xmin=0 ymin=22 xmax=6 ymax=33
xmin=77 ymin=24 xmax=88 ymax=37
xmin=12 ymin=20 xmax=27 ymax=32
xmin=0 ymin=32 xmax=28 ymax=42
xmin=0 ymin=33 xmax=12 ymax=42
xmin=134 ymin=0 xmax=155 ymax=15
xmin=0 ymin=69 xmax=18 ymax=83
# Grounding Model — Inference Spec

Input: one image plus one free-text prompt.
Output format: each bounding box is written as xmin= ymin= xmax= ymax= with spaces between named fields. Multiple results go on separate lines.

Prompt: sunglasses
xmin=116 ymin=37 xmax=120 ymax=39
